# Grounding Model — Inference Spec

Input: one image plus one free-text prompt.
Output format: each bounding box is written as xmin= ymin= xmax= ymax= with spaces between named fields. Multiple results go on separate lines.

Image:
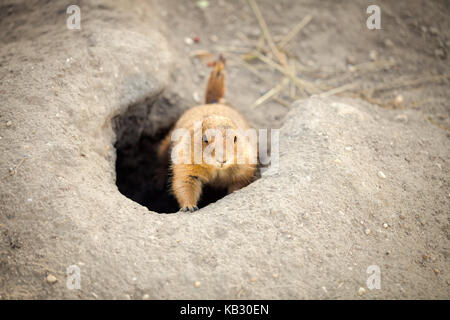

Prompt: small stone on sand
xmin=394 ymin=95 xmax=403 ymax=107
xmin=429 ymin=27 xmax=439 ymax=35
xmin=358 ymin=287 xmax=366 ymax=296
xmin=384 ymin=39 xmax=394 ymax=48
xmin=434 ymin=48 xmax=445 ymax=58
xmin=394 ymin=114 xmax=408 ymax=123
xmin=46 ymin=274 xmax=57 ymax=284
xmin=378 ymin=171 xmax=386 ymax=179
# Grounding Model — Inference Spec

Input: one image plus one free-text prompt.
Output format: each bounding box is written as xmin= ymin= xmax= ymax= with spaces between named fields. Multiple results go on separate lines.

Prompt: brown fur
xmin=158 ymin=56 xmax=257 ymax=212
xmin=205 ymin=55 xmax=225 ymax=104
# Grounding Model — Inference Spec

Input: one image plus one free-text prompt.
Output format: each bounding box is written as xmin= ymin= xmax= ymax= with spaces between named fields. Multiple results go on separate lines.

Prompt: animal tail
xmin=205 ymin=55 xmax=226 ymax=104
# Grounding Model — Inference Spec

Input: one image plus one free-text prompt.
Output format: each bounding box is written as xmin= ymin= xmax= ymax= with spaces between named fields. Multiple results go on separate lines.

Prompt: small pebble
xmin=194 ymin=281 xmax=201 ymax=288
xmin=422 ymin=254 xmax=429 ymax=261
xmin=394 ymin=95 xmax=404 ymax=107
xmin=433 ymin=268 xmax=440 ymax=275
xmin=434 ymin=48 xmax=445 ymax=59
xmin=142 ymin=294 xmax=150 ymax=300
xmin=383 ymin=223 xmax=388 ymax=229
xmin=6 ymin=121 xmax=12 ymax=127
xmin=377 ymin=171 xmax=386 ymax=179
xmin=46 ymin=274 xmax=57 ymax=284
xmin=394 ymin=114 xmax=408 ymax=123
xmin=364 ymin=228 xmax=371 ymax=235
xmin=429 ymin=27 xmax=439 ymax=36
xmin=384 ymin=39 xmax=394 ymax=48
xmin=346 ymin=55 xmax=356 ymax=65
xmin=420 ymin=26 xmax=428 ymax=33
xmin=369 ymin=50 xmax=378 ymax=61
xmin=196 ymin=0 xmax=210 ymax=9
xmin=358 ymin=287 xmax=366 ymax=296
xmin=184 ymin=37 xmax=194 ymax=45
xmin=192 ymin=91 xmax=200 ymax=103
xmin=210 ymin=35 xmax=218 ymax=42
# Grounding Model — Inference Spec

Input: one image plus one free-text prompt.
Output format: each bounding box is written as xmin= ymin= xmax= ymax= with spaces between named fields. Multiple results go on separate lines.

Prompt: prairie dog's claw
xmin=180 ymin=206 xmax=199 ymax=213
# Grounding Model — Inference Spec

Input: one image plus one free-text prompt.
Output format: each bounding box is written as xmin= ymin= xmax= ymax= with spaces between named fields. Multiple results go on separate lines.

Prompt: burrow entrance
xmin=113 ymin=94 xmax=229 ymax=213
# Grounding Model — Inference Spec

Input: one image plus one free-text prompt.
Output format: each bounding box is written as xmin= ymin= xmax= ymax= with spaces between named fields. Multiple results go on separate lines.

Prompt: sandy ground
xmin=148 ymin=0 xmax=449 ymax=130
xmin=0 ymin=0 xmax=449 ymax=299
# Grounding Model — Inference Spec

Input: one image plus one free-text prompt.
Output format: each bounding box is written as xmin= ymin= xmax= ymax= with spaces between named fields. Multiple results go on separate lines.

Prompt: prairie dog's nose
xmin=216 ymin=151 xmax=226 ymax=164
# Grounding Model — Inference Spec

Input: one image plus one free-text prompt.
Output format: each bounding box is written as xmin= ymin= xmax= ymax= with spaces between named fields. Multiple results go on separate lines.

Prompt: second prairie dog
xmin=158 ymin=56 xmax=257 ymax=212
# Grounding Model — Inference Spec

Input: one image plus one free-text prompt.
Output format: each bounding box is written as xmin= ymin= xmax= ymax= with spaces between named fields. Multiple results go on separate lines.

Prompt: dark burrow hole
xmin=113 ymin=94 xmax=230 ymax=214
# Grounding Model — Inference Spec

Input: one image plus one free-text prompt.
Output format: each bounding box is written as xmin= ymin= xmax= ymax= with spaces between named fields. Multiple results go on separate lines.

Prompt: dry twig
xmin=2 ymin=156 xmax=27 ymax=180
xmin=248 ymin=0 xmax=286 ymax=65
xmin=253 ymin=51 xmax=320 ymax=94
xmin=252 ymin=78 xmax=289 ymax=108
xmin=278 ymin=14 xmax=312 ymax=49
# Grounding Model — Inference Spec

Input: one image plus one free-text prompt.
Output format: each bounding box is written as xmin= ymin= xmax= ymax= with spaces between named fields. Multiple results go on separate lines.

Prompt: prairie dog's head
xmin=172 ymin=115 xmax=257 ymax=167
xmin=199 ymin=115 xmax=240 ymax=169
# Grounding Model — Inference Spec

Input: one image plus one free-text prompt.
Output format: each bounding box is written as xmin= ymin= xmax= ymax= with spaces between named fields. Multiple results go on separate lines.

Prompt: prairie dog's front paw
xmin=180 ymin=206 xmax=199 ymax=213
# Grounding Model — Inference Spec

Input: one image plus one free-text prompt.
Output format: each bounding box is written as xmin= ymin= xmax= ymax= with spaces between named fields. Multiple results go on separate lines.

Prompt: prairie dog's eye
xmin=234 ymin=136 xmax=237 ymax=143
xmin=202 ymin=134 xmax=208 ymax=143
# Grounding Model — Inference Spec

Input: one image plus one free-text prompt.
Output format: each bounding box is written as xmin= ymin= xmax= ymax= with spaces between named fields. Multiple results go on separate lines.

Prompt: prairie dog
xmin=158 ymin=56 xmax=257 ymax=212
